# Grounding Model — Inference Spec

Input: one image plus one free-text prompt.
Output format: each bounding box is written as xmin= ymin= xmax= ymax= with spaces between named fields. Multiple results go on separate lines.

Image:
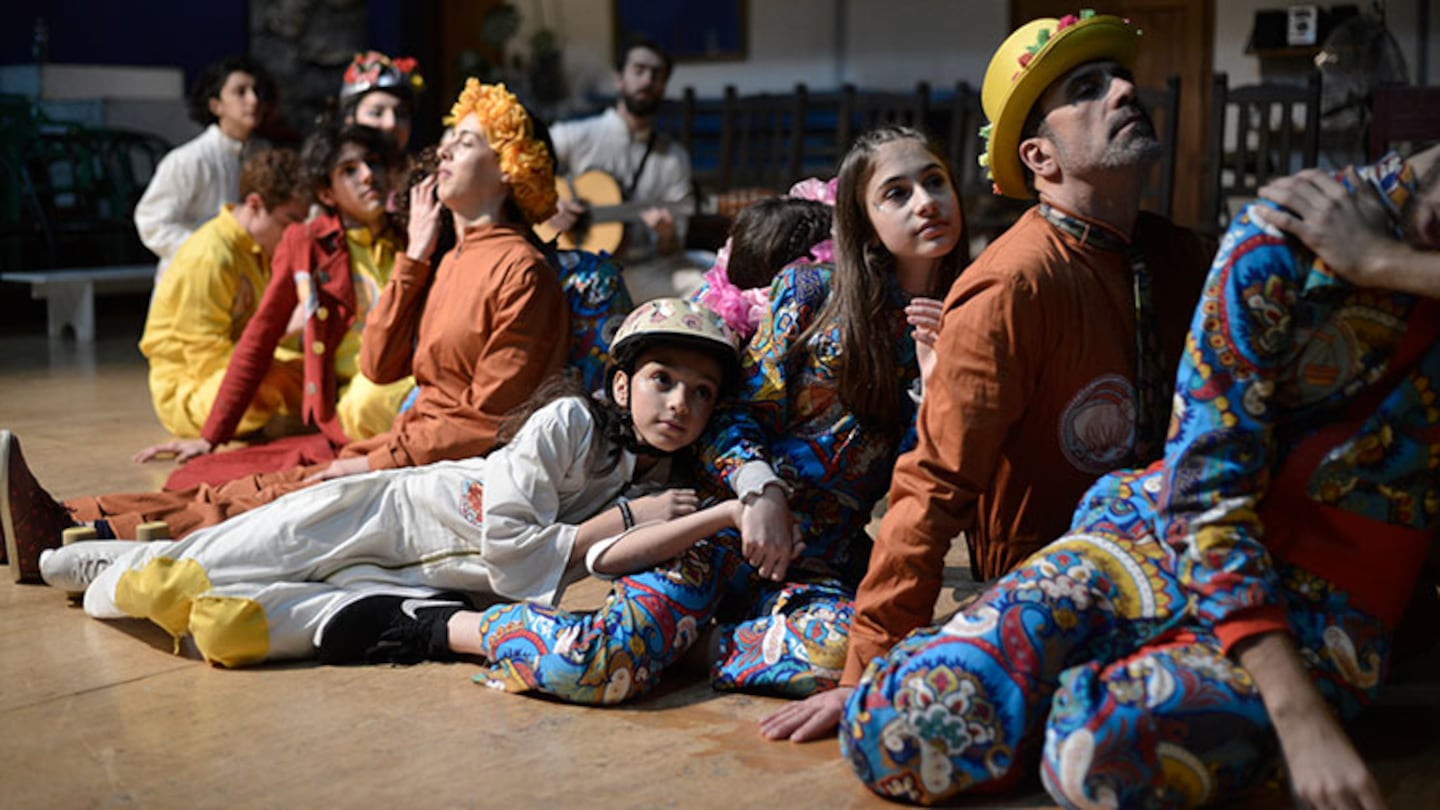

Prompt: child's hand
xmin=630 ymin=488 xmax=700 ymax=523
xmin=740 ymin=485 xmax=795 ymax=581
xmin=906 ymin=297 xmax=944 ymax=389
xmin=133 ymin=437 xmax=214 ymax=465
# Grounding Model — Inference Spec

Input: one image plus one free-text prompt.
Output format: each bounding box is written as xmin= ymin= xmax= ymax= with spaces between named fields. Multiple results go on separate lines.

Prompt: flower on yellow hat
xmin=978 ymin=9 xmax=1142 ymax=199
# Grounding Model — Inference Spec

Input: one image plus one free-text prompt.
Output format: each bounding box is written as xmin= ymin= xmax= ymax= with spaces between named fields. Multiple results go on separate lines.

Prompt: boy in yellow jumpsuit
xmin=138 ymin=149 xmax=309 ymax=440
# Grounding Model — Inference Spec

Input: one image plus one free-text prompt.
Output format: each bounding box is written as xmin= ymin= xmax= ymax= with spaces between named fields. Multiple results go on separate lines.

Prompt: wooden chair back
xmin=836 ymin=82 xmax=931 ymax=156
xmin=1136 ymin=74 xmax=1181 ymax=219
xmin=1204 ymin=70 xmax=1322 ymax=232
xmin=719 ymin=84 xmax=808 ymax=191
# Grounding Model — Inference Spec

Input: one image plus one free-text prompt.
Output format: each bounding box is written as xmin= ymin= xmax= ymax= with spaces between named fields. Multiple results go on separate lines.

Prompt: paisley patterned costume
xmin=843 ymin=154 xmax=1439 ymax=807
xmin=473 ymin=263 xmax=921 ymax=703
xmin=555 ymin=249 xmax=633 ymax=393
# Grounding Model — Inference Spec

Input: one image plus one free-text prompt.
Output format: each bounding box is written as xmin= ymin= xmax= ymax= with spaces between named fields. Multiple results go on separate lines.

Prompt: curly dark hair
xmin=726 ymin=197 xmax=833 ymax=290
xmin=239 ymin=148 xmax=307 ymax=210
xmin=388 ymin=145 xmax=455 ymax=261
xmin=300 ymin=123 xmax=401 ymax=207
xmin=187 ymin=55 xmax=276 ymax=127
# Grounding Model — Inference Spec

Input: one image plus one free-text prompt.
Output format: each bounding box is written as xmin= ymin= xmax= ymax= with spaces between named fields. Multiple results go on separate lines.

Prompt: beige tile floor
xmin=0 ymin=301 xmax=1032 ymax=809
xmin=1 ymin=299 xmax=1435 ymax=808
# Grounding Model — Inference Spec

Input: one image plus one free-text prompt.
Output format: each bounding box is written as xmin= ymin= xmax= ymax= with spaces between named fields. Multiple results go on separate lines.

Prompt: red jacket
xmin=203 ymin=213 xmax=384 ymax=447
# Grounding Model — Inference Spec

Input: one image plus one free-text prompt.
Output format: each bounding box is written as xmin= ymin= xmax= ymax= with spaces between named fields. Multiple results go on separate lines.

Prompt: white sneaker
xmin=39 ymin=540 xmax=128 ymax=591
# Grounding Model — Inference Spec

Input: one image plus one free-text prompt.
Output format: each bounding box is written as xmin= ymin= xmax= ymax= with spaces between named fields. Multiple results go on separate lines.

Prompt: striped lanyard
xmin=1038 ymin=203 xmax=1163 ymax=464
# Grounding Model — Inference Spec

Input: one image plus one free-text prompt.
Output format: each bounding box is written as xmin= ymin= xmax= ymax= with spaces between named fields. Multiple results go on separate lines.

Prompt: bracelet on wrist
xmin=617 ymin=500 xmax=635 ymax=530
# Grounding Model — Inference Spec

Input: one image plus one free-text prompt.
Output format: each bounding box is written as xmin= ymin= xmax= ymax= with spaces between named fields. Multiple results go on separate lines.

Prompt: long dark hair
xmin=496 ymin=374 xmax=636 ymax=477
xmin=797 ymin=125 xmax=966 ymax=438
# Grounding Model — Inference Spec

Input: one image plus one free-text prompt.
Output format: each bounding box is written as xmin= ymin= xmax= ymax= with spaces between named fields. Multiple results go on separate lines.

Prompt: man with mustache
xmin=545 ymin=37 xmax=694 ymax=270
xmin=783 ymin=12 xmax=1439 ymax=809
xmin=832 ymin=144 xmax=1440 ymax=810
xmin=760 ymin=8 xmax=1212 ymax=748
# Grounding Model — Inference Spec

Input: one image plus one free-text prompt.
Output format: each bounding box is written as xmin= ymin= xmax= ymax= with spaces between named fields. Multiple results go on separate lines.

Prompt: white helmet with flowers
xmin=608 ymin=298 xmax=741 ymax=393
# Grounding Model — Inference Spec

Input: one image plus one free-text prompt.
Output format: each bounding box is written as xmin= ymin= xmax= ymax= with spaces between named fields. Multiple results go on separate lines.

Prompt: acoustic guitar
xmin=533 ymin=169 xmax=693 ymax=254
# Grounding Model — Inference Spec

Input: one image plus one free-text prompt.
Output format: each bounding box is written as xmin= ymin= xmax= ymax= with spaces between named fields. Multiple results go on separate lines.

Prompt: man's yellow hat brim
xmin=981 ymin=14 xmax=1141 ymax=199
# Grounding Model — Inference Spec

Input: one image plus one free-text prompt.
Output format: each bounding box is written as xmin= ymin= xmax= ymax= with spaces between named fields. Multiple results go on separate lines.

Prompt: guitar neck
xmin=583 ymin=200 xmax=692 ymax=224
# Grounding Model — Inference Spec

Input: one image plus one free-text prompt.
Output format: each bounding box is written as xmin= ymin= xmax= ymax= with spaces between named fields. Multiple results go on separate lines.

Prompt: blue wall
xmin=3 ymin=1 xmax=415 ymax=94
xmin=2 ymin=0 xmax=249 ymax=89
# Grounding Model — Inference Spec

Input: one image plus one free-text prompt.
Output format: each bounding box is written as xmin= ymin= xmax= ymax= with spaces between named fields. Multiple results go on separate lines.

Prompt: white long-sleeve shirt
xmin=133 ymin=123 xmax=244 ymax=280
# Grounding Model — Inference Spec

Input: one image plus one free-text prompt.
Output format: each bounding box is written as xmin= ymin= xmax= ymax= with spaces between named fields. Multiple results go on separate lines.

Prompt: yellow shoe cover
xmin=189 ymin=594 xmax=270 ymax=668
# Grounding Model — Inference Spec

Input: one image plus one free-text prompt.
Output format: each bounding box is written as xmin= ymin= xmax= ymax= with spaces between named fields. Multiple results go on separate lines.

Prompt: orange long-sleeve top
xmin=842 ymin=206 xmax=1211 ymax=686
xmin=343 ymin=221 xmax=569 ymax=470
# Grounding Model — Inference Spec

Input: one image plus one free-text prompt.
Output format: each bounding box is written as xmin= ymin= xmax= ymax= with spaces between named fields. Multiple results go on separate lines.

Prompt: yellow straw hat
xmin=979 ymin=9 xmax=1142 ymax=199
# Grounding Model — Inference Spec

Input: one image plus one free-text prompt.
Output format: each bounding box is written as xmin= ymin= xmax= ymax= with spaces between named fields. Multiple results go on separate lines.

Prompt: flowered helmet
xmin=979 ymin=10 xmax=1142 ymax=199
xmin=609 ymin=298 xmax=741 ymax=392
xmin=340 ymin=51 xmax=425 ymax=104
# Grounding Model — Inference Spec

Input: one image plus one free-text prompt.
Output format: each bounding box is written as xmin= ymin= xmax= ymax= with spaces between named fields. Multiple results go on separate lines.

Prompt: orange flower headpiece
xmin=445 ymin=79 xmax=558 ymax=225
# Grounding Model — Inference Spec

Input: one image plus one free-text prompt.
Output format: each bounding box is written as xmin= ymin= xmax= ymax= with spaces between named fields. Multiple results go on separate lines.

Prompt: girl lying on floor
xmin=40 ymin=298 xmax=743 ymax=668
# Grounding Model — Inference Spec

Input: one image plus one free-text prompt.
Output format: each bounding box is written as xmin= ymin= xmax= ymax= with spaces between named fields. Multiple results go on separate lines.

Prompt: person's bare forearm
xmin=1235 ymin=630 xmax=1385 ymax=808
xmin=1235 ymin=631 xmax=1326 ymax=725
xmin=1361 ymin=242 xmax=1440 ymax=298
xmin=588 ymin=501 xmax=738 ymax=575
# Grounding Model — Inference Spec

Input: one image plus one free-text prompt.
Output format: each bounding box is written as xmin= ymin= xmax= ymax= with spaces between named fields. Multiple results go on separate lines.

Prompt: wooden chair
xmin=0 ymin=100 xmax=153 ymax=269
xmin=1136 ymin=74 xmax=1181 ymax=219
xmin=836 ymin=82 xmax=931 ymax=155
xmin=946 ymin=81 xmax=1024 ymax=245
xmin=1368 ymin=84 xmax=1440 ymax=160
xmin=792 ymin=85 xmax=846 ymax=180
xmin=1204 ymin=71 xmax=1322 ymax=233
xmin=717 ymin=84 xmax=808 ymax=192
xmin=663 ymin=88 xmax=727 ymax=192
xmin=945 ymin=82 xmax=985 ymax=198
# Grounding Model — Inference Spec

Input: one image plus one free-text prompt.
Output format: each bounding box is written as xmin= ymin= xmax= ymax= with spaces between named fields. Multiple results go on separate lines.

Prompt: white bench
xmin=1 ymin=264 xmax=154 ymax=342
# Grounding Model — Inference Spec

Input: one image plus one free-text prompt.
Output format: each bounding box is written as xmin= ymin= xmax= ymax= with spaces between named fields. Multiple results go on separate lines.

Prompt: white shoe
xmin=39 ymin=540 xmax=128 ymax=592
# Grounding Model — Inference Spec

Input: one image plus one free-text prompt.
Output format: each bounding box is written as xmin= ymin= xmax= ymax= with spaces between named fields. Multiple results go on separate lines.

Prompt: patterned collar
xmin=1037 ymin=203 xmax=1132 ymax=254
